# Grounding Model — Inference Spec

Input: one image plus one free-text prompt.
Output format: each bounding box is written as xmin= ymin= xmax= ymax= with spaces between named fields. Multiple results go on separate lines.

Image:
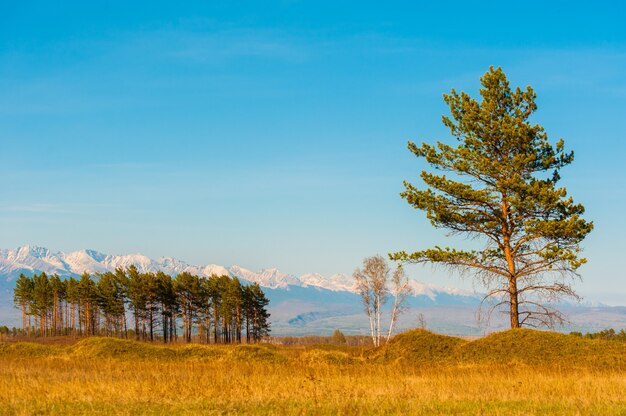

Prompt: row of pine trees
xmin=12 ymin=266 xmax=270 ymax=343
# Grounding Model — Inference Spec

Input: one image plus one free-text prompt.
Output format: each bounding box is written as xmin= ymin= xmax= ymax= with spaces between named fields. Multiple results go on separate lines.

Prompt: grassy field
xmin=0 ymin=329 xmax=625 ymax=415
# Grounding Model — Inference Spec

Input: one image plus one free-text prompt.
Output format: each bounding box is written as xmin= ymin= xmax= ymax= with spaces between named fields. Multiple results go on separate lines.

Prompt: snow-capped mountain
xmin=0 ymin=245 xmax=474 ymax=299
xmin=299 ymin=272 xmax=355 ymax=292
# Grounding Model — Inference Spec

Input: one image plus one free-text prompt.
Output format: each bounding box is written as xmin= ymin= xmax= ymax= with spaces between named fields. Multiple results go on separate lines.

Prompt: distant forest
xmin=12 ymin=266 xmax=270 ymax=344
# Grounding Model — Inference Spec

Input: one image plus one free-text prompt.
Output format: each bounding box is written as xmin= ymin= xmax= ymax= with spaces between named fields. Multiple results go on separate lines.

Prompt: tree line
xmin=569 ymin=328 xmax=626 ymax=342
xmin=12 ymin=266 xmax=270 ymax=343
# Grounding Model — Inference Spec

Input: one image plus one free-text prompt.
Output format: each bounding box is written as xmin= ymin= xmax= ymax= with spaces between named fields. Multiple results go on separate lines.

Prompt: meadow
xmin=0 ymin=329 xmax=625 ymax=415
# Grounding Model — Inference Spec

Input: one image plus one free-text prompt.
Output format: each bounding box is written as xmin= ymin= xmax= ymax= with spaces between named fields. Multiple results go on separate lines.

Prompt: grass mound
xmin=374 ymin=329 xmax=467 ymax=363
xmin=71 ymin=337 xmax=177 ymax=360
xmin=371 ymin=328 xmax=626 ymax=369
xmin=299 ymin=349 xmax=357 ymax=365
xmin=0 ymin=342 xmax=59 ymax=358
xmin=457 ymin=329 xmax=626 ymax=369
xmin=176 ymin=344 xmax=226 ymax=359
xmin=226 ymin=344 xmax=286 ymax=363
xmin=4 ymin=328 xmax=623 ymax=370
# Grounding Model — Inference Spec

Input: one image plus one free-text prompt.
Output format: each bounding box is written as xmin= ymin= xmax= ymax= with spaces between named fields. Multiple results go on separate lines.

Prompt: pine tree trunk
xmin=509 ymin=277 xmax=520 ymax=328
xmin=53 ymin=291 xmax=59 ymax=336
xmin=149 ymin=307 xmax=154 ymax=342
xmin=236 ymin=307 xmax=241 ymax=343
xmin=502 ymin=200 xmax=520 ymax=329
xmin=246 ymin=317 xmax=250 ymax=344
xmin=162 ymin=307 xmax=168 ymax=344
xmin=213 ymin=304 xmax=218 ymax=344
xmin=134 ymin=307 xmax=139 ymax=340
xmin=170 ymin=313 xmax=176 ymax=344
xmin=188 ymin=306 xmax=191 ymax=343
xmin=21 ymin=301 xmax=26 ymax=337
xmin=205 ymin=308 xmax=210 ymax=344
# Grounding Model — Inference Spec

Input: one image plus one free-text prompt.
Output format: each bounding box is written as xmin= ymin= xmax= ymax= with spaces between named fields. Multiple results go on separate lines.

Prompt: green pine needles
xmin=391 ymin=67 xmax=593 ymax=329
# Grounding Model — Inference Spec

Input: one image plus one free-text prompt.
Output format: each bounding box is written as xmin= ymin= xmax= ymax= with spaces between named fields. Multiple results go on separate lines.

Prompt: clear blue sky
xmin=1 ymin=1 xmax=625 ymax=304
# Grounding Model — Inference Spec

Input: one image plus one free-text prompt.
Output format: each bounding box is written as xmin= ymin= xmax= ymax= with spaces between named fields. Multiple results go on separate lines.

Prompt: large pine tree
xmin=391 ymin=67 xmax=593 ymax=329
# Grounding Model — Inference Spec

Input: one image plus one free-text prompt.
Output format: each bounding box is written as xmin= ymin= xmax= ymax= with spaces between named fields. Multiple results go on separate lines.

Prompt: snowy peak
xmin=63 ymin=249 xmax=110 ymax=274
xmin=2 ymin=245 xmax=67 ymax=275
xmin=226 ymin=266 xmax=298 ymax=289
xmin=201 ymin=264 xmax=231 ymax=278
xmin=246 ymin=268 xmax=300 ymax=288
xmin=0 ymin=245 xmax=478 ymax=301
xmin=300 ymin=273 xmax=355 ymax=292
xmin=15 ymin=245 xmax=54 ymax=261
xmin=155 ymin=257 xmax=191 ymax=273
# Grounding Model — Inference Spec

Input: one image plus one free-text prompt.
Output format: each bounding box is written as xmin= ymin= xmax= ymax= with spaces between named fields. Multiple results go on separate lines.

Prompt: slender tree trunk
xmin=181 ymin=305 xmax=188 ymax=343
xmin=134 ymin=307 xmax=139 ymax=340
xmin=123 ymin=310 xmax=127 ymax=338
xmin=367 ymin=309 xmax=375 ymax=347
xmin=213 ymin=304 xmax=218 ymax=344
xmin=376 ymin=295 xmax=381 ymax=347
xmin=162 ymin=307 xmax=168 ymax=344
xmin=21 ymin=301 xmax=26 ymax=336
xmin=149 ymin=306 xmax=154 ymax=342
xmin=54 ymin=291 xmax=59 ymax=336
xmin=386 ymin=302 xmax=399 ymax=343
xmin=205 ymin=306 xmax=210 ymax=344
xmin=246 ymin=315 xmax=250 ymax=344
xmin=64 ymin=302 xmax=68 ymax=336
xmin=187 ymin=307 xmax=193 ymax=343
xmin=170 ymin=313 xmax=174 ymax=343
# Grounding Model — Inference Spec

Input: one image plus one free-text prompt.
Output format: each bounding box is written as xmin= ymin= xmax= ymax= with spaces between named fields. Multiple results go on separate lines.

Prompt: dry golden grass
xmin=0 ymin=331 xmax=625 ymax=415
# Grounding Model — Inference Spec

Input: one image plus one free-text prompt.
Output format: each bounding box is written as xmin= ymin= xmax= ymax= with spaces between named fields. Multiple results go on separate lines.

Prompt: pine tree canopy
xmin=391 ymin=67 xmax=593 ymax=329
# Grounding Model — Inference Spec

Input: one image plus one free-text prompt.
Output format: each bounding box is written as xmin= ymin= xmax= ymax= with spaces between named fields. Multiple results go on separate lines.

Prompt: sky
xmin=1 ymin=1 xmax=625 ymax=304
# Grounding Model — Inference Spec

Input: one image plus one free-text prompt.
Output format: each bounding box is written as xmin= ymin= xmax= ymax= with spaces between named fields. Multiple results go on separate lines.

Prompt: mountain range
xmin=0 ymin=245 xmax=471 ymax=299
xmin=1 ymin=245 xmax=624 ymax=335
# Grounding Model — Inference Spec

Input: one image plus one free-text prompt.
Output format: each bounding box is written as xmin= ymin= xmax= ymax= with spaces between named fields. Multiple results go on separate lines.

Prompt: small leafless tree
xmin=386 ymin=266 xmax=412 ymax=343
xmin=416 ymin=313 xmax=427 ymax=330
xmin=354 ymin=255 xmax=388 ymax=347
xmin=354 ymin=255 xmax=412 ymax=347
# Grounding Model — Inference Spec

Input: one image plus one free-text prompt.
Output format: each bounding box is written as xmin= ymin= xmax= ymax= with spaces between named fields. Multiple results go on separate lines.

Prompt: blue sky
xmin=1 ymin=1 xmax=625 ymax=304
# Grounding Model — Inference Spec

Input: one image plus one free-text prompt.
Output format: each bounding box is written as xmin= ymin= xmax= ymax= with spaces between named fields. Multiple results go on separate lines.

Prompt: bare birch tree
xmin=354 ymin=255 xmax=412 ymax=346
xmin=386 ymin=267 xmax=412 ymax=343
xmin=354 ymin=255 xmax=388 ymax=346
